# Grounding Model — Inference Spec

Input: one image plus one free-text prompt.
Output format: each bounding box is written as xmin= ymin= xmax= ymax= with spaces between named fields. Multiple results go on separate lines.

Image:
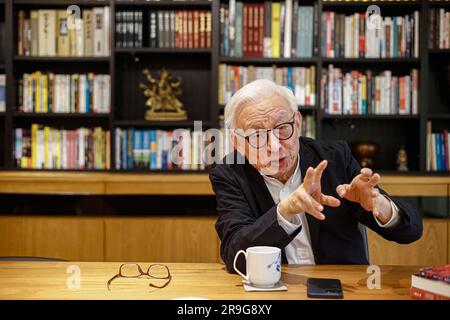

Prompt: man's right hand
xmin=278 ymin=160 xmax=341 ymax=222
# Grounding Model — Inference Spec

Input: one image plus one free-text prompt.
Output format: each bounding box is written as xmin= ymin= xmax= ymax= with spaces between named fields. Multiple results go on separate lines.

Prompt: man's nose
xmin=267 ymin=131 xmax=282 ymax=154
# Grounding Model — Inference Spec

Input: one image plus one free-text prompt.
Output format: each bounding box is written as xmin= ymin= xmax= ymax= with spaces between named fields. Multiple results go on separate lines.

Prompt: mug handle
xmin=233 ymin=250 xmax=248 ymax=281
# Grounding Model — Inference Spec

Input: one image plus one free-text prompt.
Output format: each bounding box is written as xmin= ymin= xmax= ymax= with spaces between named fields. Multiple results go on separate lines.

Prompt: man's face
xmin=233 ymin=94 xmax=302 ymax=182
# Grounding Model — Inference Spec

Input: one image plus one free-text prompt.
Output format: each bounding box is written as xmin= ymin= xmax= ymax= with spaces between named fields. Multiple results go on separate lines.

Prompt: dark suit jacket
xmin=209 ymin=137 xmax=423 ymax=273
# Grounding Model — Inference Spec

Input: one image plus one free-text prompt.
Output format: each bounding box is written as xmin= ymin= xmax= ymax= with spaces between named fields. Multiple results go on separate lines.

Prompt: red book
xmin=248 ymin=4 xmax=254 ymax=57
xmin=193 ymin=10 xmax=199 ymax=48
xmin=359 ymin=13 xmax=365 ymax=57
xmin=258 ymin=4 xmax=264 ymax=57
xmin=420 ymin=264 xmax=450 ymax=283
xmin=411 ymin=287 xmax=450 ymax=300
xmin=253 ymin=4 xmax=259 ymax=57
xmin=175 ymin=11 xmax=180 ymax=48
xmin=182 ymin=10 xmax=188 ymax=49
xmin=243 ymin=3 xmax=249 ymax=56
xmin=188 ymin=11 xmax=193 ymax=49
xmin=199 ymin=11 xmax=205 ymax=48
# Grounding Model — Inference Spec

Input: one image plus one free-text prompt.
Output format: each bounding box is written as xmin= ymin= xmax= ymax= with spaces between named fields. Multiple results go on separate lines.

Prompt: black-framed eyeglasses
xmin=107 ymin=263 xmax=172 ymax=291
xmin=233 ymin=113 xmax=296 ymax=149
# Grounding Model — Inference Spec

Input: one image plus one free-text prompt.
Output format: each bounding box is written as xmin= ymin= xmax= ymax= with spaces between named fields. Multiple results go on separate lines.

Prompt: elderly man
xmin=210 ymin=79 xmax=422 ymax=273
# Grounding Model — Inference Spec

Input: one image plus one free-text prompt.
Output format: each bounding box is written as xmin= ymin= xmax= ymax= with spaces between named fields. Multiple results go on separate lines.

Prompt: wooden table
xmin=0 ymin=262 xmax=419 ymax=300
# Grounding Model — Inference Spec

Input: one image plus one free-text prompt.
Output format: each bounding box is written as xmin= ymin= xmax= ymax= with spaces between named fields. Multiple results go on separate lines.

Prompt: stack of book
xmin=115 ymin=11 xmax=143 ymax=48
xmin=429 ymin=8 xmax=450 ymax=49
xmin=301 ymin=115 xmax=315 ymax=139
xmin=17 ymin=7 xmax=111 ymax=57
xmin=220 ymin=0 xmax=316 ymax=58
xmin=149 ymin=10 xmax=211 ymax=49
xmin=411 ymin=265 xmax=450 ymax=300
xmin=14 ymin=125 xmax=110 ymax=170
xmin=322 ymin=11 xmax=419 ymax=58
xmin=18 ymin=72 xmax=110 ymax=114
xmin=321 ymin=65 xmax=419 ymax=115
xmin=427 ymin=122 xmax=449 ymax=172
xmin=219 ymin=64 xmax=316 ymax=106
xmin=114 ymin=128 xmax=206 ymax=171
xmin=0 ymin=74 xmax=5 ymax=113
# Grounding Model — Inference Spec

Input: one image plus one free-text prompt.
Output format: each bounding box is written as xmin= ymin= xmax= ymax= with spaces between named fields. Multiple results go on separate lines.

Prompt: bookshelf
xmin=0 ymin=0 xmax=448 ymax=173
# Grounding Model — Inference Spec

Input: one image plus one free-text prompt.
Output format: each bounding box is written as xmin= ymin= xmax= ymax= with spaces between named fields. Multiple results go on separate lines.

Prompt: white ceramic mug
xmin=233 ymin=246 xmax=282 ymax=288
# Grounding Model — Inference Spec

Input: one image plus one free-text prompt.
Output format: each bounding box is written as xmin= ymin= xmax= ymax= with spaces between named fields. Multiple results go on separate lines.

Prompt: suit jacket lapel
xmin=242 ymin=160 xmax=275 ymax=214
xmin=299 ymin=138 xmax=321 ymax=259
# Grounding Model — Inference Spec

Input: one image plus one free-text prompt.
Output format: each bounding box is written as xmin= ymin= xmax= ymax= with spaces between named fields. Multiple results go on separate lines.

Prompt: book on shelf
xmin=17 ymin=7 xmax=111 ymax=57
xmin=18 ymin=72 xmax=110 ymax=114
xmin=0 ymin=74 xmax=5 ymax=113
xmin=411 ymin=264 xmax=450 ymax=300
xmin=116 ymin=9 xmax=211 ymax=49
xmin=114 ymin=128 xmax=206 ymax=171
xmin=218 ymin=64 xmax=316 ymax=106
xmin=321 ymin=65 xmax=419 ymax=115
xmin=429 ymin=8 xmax=450 ymax=50
xmin=301 ymin=115 xmax=315 ymax=139
xmin=220 ymin=0 xmax=317 ymax=58
xmin=427 ymin=121 xmax=449 ymax=172
xmin=322 ymin=11 xmax=419 ymax=58
xmin=115 ymin=11 xmax=143 ymax=48
xmin=14 ymin=125 xmax=110 ymax=170
xmin=151 ymin=9 xmax=211 ymax=49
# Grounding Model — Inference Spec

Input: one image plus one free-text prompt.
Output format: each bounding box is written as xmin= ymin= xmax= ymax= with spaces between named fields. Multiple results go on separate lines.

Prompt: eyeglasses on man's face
xmin=107 ymin=263 xmax=172 ymax=291
xmin=233 ymin=113 xmax=297 ymax=149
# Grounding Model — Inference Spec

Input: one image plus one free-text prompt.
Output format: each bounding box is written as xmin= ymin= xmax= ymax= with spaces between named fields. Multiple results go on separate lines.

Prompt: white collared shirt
xmin=259 ymin=157 xmax=401 ymax=264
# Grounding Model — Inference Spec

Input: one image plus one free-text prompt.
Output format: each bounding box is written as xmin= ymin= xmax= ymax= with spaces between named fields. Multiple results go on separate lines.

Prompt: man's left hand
xmin=336 ymin=168 xmax=392 ymax=224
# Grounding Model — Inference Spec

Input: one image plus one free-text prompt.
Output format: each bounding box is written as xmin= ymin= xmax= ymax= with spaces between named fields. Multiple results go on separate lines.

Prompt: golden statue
xmin=139 ymin=68 xmax=188 ymax=121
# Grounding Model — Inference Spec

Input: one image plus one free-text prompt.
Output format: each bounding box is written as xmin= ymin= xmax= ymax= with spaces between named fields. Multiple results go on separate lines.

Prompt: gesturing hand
xmin=278 ymin=160 xmax=341 ymax=221
xmin=336 ymin=168 xmax=390 ymax=222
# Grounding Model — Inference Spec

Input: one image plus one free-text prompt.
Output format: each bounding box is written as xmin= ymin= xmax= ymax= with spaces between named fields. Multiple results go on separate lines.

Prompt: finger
xmin=314 ymin=160 xmax=328 ymax=181
xmin=368 ymin=173 xmax=381 ymax=187
xmin=302 ymin=167 xmax=314 ymax=189
xmin=360 ymin=167 xmax=373 ymax=177
xmin=320 ymin=194 xmax=341 ymax=207
xmin=300 ymin=193 xmax=325 ymax=219
xmin=373 ymin=207 xmax=380 ymax=218
xmin=371 ymin=188 xmax=380 ymax=198
xmin=336 ymin=184 xmax=350 ymax=197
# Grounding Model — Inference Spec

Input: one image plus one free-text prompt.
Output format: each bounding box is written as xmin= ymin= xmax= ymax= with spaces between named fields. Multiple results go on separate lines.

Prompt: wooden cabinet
xmin=368 ymin=219 xmax=448 ymax=265
xmin=104 ymin=216 xmax=219 ymax=263
xmin=0 ymin=216 xmax=448 ymax=265
xmin=0 ymin=216 xmax=104 ymax=261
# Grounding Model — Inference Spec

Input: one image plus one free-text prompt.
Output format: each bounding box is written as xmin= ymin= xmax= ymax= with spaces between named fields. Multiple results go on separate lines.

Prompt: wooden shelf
xmin=13 ymin=55 xmax=110 ymax=62
xmin=114 ymin=120 xmax=211 ymax=128
xmin=219 ymin=57 xmax=318 ymax=64
xmin=219 ymin=104 xmax=316 ymax=111
xmin=13 ymin=112 xmax=111 ymax=119
xmin=0 ymin=171 xmax=448 ymax=196
xmin=429 ymin=49 xmax=450 ymax=55
xmin=322 ymin=58 xmax=420 ymax=64
xmin=0 ymin=171 xmax=213 ymax=195
xmin=114 ymin=0 xmax=212 ymax=7
xmin=321 ymin=114 xmax=420 ymax=120
xmin=13 ymin=0 xmax=110 ymax=6
xmin=322 ymin=1 xmax=421 ymax=7
xmin=115 ymin=48 xmax=212 ymax=54
xmin=428 ymin=114 xmax=450 ymax=120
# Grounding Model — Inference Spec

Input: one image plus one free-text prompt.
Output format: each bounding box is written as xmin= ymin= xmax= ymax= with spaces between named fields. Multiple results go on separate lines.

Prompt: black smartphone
xmin=307 ymin=278 xmax=344 ymax=299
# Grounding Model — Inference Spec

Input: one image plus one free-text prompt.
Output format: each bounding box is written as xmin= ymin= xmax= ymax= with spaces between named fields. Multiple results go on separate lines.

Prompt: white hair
xmin=224 ymin=79 xmax=297 ymax=129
